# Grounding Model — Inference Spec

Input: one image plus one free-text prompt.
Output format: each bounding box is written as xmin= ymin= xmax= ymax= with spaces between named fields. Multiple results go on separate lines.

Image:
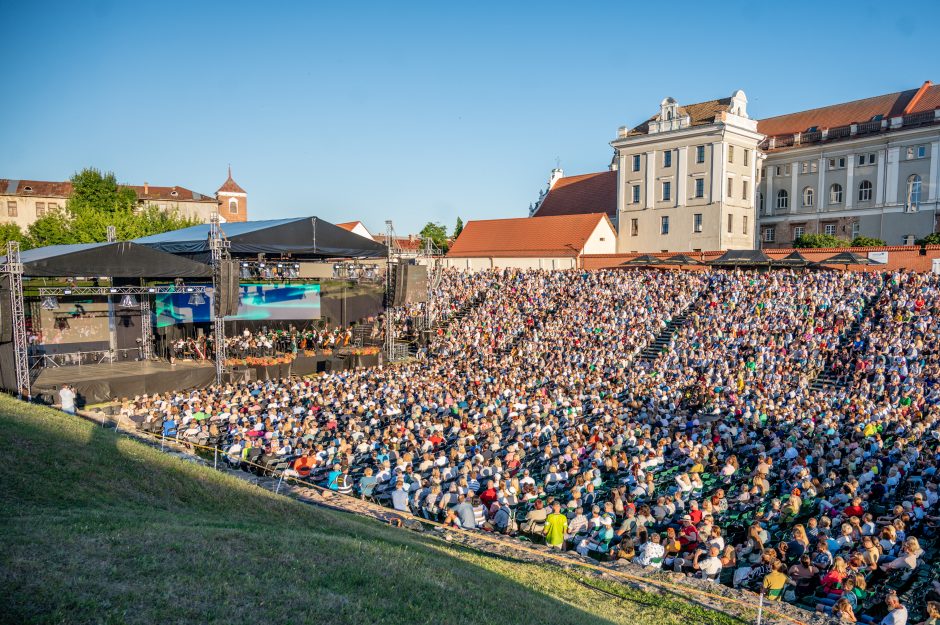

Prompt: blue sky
xmin=2 ymin=1 xmax=938 ymax=235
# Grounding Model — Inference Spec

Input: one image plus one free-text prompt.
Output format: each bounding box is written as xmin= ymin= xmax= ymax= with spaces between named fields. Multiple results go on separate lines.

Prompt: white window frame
xmin=662 ymin=181 xmax=671 ymax=202
xmin=829 ymin=183 xmax=843 ymax=204
xmin=858 ymin=180 xmax=873 ymax=202
xmin=802 ymin=187 xmax=814 ymax=207
xmin=660 ymin=216 xmax=669 ymax=235
xmin=693 ymin=213 xmax=703 ymax=233
xmin=763 ymin=227 xmax=775 ymax=242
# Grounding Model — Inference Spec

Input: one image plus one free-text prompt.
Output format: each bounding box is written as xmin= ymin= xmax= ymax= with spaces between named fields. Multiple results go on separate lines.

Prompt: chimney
xmin=144 ymin=181 xmax=149 ymax=195
xmin=549 ymin=168 xmax=564 ymax=189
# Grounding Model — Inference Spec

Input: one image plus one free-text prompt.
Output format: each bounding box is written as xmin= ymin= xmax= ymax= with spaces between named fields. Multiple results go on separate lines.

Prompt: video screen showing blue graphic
xmin=154 ymin=283 xmax=321 ymax=328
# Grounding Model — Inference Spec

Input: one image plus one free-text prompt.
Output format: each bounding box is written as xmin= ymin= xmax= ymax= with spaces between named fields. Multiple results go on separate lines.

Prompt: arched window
xmin=829 ymin=183 xmax=843 ymax=204
xmin=802 ymin=187 xmax=814 ymax=207
xmin=758 ymin=192 xmax=765 ymax=214
xmin=776 ymin=189 xmax=789 ymax=210
xmin=907 ymin=175 xmax=922 ymax=208
xmin=228 ymin=198 xmax=238 ymax=214
xmin=858 ymin=180 xmax=873 ymax=202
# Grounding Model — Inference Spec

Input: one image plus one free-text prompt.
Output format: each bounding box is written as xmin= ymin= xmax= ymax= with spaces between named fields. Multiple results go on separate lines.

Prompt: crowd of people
xmin=125 ymin=267 xmax=940 ymax=624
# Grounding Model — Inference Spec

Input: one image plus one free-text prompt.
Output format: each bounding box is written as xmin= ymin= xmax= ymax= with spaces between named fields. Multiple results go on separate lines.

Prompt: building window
xmin=662 ymin=181 xmax=671 ymax=201
xmin=903 ymin=234 xmax=916 ymax=245
xmin=868 ymin=153 xmax=876 ymax=164
xmin=801 ymin=162 xmax=809 ymax=174
xmin=917 ymin=145 xmax=927 ymax=158
xmin=728 ymin=145 xmax=734 ymax=163
xmin=632 ymin=185 xmax=641 ymax=203
xmin=851 ymin=222 xmax=860 ymax=239
xmin=631 ymin=218 xmax=638 ymax=236
xmin=229 ymin=198 xmax=238 ymax=214
xmin=48 ymin=202 xmax=58 ymax=210
xmin=693 ymin=213 xmax=703 ymax=233
xmin=696 ymin=146 xmax=705 ymax=163
xmin=632 ymin=155 xmax=641 ymax=172
xmin=743 ymin=149 xmax=749 ymax=166
xmin=811 ymin=161 xmax=818 ymax=173
xmin=35 ymin=202 xmax=46 ymax=217
xmin=907 ymin=147 xmax=914 ymax=159
xmin=829 ymin=183 xmax=843 ymax=204
xmin=793 ymin=226 xmax=805 ymax=239
xmin=907 ymin=174 xmax=922 ymax=208
xmin=726 ymin=177 xmax=733 ymax=198
xmin=824 ymin=223 xmax=836 ymax=235
xmin=858 ymin=180 xmax=873 ymax=202
xmin=743 ymin=215 xmax=748 ymax=235
xmin=829 ymin=157 xmax=846 ymax=170
xmin=776 ymin=189 xmax=789 ymax=210
xmin=694 ymin=178 xmax=705 ymax=198
xmin=759 ymin=192 xmax=765 ymax=214
xmin=785 ymin=164 xmax=791 ymax=175
xmin=6 ymin=201 xmax=16 ymax=217
xmin=661 ymin=216 xmax=669 ymax=235
xmin=742 ymin=180 xmax=749 ymax=200
xmin=663 ymin=151 xmax=672 ymax=167
xmin=727 ymin=213 xmax=733 ymax=233
xmin=775 ymin=166 xmax=781 ymax=176
xmin=802 ymin=187 xmax=814 ymax=207
xmin=763 ymin=227 xmax=775 ymax=242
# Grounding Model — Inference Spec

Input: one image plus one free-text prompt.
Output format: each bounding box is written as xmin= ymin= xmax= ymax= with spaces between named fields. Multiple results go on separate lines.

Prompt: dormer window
xmin=170 ymin=190 xmax=179 ymax=197
xmin=24 ymin=186 xmax=32 ymax=193
xmin=660 ymin=97 xmax=679 ymax=124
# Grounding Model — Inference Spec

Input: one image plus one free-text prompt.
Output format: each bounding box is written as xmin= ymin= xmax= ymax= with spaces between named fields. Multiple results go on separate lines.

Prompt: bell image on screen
xmin=154 ymin=283 xmax=321 ymax=327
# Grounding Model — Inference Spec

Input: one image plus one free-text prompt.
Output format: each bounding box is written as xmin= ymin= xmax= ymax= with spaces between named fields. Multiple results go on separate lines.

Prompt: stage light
xmin=242 ymin=262 xmax=249 ymax=268
xmin=40 ymin=296 xmax=59 ymax=310
xmin=147 ymin=287 xmax=156 ymax=293
xmin=63 ymin=289 xmax=72 ymax=295
xmin=185 ymin=287 xmax=194 ymax=293
xmin=277 ymin=263 xmax=283 ymax=268
xmin=119 ymin=293 xmax=138 ymax=308
xmin=109 ymin=287 xmax=118 ymax=293
xmin=188 ymin=292 xmax=206 ymax=306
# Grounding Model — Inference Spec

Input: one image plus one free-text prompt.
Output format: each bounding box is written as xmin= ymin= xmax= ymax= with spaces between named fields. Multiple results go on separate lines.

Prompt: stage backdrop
xmin=154 ymin=283 xmax=322 ymax=328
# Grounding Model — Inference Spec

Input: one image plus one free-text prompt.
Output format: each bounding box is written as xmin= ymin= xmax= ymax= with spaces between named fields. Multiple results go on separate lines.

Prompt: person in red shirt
xmin=479 ymin=480 xmax=498 ymax=509
xmin=842 ymin=497 xmax=865 ymax=518
xmin=678 ymin=515 xmax=700 ymax=549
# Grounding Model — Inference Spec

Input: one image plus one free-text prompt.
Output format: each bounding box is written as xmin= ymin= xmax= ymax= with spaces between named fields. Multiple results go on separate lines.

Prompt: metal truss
xmin=209 ymin=213 xmax=231 ymax=385
xmin=139 ymin=297 xmax=153 ymax=360
xmin=2 ymin=242 xmax=29 ymax=397
xmin=38 ymin=286 xmax=209 ymax=296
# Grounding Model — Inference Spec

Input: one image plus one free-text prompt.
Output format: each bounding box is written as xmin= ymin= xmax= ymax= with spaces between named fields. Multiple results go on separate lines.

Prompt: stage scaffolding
xmin=209 ymin=214 xmax=230 ymax=385
xmin=2 ymin=242 xmax=30 ymax=397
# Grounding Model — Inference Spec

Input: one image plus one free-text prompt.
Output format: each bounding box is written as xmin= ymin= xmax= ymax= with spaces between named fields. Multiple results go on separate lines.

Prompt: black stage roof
xmin=134 ymin=217 xmax=387 ymax=259
xmin=3 ymin=242 xmax=213 ymax=278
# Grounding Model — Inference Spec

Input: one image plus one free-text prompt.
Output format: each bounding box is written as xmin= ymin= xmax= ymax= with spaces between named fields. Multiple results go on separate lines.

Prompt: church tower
xmin=216 ymin=166 xmax=247 ymax=222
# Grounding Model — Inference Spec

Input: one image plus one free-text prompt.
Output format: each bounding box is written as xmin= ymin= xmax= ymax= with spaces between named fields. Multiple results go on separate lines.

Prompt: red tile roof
xmin=335 ymin=221 xmax=361 ymax=231
xmin=757 ymin=82 xmax=939 ymax=137
xmin=628 ymin=97 xmax=733 ymax=135
xmin=0 ymin=179 xmax=214 ymax=202
xmin=533 ymin=170 xmax=617 ymax=218
xmin=217 ymin=168 xmax=246 ymax=194
xmin=447 ymin=213 xmax=612 ymax=257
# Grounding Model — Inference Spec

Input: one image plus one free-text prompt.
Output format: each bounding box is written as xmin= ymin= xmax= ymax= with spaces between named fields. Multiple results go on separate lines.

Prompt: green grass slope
xmin=0 ymin=396 xmax=740 ymax=625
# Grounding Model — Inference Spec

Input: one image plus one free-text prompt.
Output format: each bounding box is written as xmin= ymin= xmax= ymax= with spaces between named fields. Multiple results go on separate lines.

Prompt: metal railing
xmin=30 ymin=347 xmax=145 ymax=369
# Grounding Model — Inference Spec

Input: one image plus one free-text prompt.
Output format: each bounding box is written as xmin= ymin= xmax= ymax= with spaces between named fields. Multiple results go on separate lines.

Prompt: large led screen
xmin=154 ymin=283 xmax=321 ymax=327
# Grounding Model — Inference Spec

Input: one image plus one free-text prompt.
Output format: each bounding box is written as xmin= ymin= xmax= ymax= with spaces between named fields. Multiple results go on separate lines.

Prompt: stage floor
xmin=33 ymin=360 xmax=216 ymax=406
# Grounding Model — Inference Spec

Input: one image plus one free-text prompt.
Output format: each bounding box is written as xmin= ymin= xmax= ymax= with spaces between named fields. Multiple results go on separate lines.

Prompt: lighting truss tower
xmin=3 ymin=242 xmax=29 ymax=398
xmin=209 ymin=213 xmax=230 ymax=384
xmin=139 ymin=297 xmax=153 ymax=360
xmin=384 ymin=220 xmax=396 ymax=360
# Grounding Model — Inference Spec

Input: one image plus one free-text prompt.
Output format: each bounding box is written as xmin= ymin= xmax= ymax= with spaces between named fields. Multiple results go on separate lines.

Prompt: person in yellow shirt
xmin=544 ymin=501 xmax=568 ymax=549
xmin=763 ymin=560 xmax=789 ymax=601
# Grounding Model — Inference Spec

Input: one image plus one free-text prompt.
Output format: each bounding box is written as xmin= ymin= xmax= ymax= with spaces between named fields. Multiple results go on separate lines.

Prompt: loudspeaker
xmin=216 ymin=260 xmax=240 ymax=317
xmin=0 ymin=275 xmax=9 ymax=342
xmin=393 ymin=264 xmax=428 ymax=306
xmin=224 ymin=367 xmax=256 ymax=384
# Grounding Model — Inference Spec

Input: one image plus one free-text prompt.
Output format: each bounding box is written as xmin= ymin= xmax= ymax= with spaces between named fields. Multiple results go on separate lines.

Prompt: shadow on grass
xmin=0 ymin=402 xmax=724 ymax=625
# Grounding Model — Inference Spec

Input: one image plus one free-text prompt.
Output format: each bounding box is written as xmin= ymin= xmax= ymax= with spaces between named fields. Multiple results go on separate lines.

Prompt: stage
xmin=31 ymin=351 xmax=383 ymax=406
xmin=33 ymin=360 xmax=217 ymax=406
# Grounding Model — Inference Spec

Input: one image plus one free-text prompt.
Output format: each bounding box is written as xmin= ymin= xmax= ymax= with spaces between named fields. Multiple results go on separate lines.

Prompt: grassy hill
xmin=0 ymin=396 xmax=741 ymax=625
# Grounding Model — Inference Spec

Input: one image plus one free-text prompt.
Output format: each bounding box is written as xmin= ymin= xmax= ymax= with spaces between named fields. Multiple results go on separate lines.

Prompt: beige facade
xmin=758 ymin=124 xmax=940 ymax=248
xmin=0 ymin=173 xmax=247 ymax=231
xmin=611 ymin=91 xmax=762 ymax=253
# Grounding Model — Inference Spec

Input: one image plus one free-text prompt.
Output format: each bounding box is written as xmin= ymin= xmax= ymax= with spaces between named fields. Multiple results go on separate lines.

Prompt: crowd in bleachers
xmin=126 ymin=267 xmax=940 ymax=624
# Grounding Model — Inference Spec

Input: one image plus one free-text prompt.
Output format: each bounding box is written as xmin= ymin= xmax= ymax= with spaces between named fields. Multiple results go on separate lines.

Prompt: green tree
xmin=915 ymin=233 xmax=940 ymax=245
xmin=66 ymin=168 xmax=139 ymax=242
xmin=419 ymin=221 xmax=449 ymax=252
xmin=453 ymin=217 xmax=464 ymax=239
xmin=27 ymin=209 xmax=72 ymax=247
xmin=793 ymin=233 xmax=850 ymax=248
xmin=850 ymin=235 xmax=886 ymax=247
xmin=0 ymin=222 xmax=30 ymax=251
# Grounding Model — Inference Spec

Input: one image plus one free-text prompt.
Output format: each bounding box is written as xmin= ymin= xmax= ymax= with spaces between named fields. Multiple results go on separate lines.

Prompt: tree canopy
xmin=850 ymin=236 xmax=886 ymax=247
xmin=453 ymin=217 xmax=464 ymax=239
xmin=419 ymin=221 xmax=449 ymax=253
xmin=0 ymin=168 xmax=203 ymax=250
xmin=793 ymin=233 xmax=850 ymax=249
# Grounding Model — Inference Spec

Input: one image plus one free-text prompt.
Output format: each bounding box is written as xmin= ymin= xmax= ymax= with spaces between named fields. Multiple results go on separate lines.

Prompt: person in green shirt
xmin=544 ymin=501 xmax=568 ymax=549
